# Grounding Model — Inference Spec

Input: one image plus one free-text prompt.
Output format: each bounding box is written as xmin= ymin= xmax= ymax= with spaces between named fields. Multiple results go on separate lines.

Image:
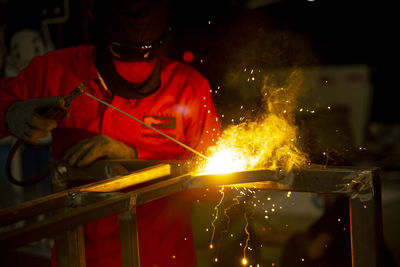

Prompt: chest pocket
xmin=139 ymin=114 xmax=186 ymax=159
xmin=141 ymin=115 xmax=177 ymax=138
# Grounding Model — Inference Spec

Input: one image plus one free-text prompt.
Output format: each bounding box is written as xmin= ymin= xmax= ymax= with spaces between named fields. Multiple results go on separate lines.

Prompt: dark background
xmin=0 ymin=0 xmax=398 ymax=123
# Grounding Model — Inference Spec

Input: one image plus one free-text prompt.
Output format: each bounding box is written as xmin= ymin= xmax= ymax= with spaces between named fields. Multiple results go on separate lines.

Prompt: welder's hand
xmin=4 ymin=97 xmax=66 ymax=143
xmin=64 ymin=134 xmax=137 ymax=167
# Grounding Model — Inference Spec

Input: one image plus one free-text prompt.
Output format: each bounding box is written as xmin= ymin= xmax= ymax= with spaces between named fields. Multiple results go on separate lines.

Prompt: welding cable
xmin=6 ymin=139 xmax=53 ymax=186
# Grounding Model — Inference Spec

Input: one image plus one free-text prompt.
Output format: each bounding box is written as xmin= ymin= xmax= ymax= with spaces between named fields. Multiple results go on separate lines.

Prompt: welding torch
xmin=6 ymin=84 xmax=86 ymax=186
xmin=38 ymin=83 xmax=86 ymax=121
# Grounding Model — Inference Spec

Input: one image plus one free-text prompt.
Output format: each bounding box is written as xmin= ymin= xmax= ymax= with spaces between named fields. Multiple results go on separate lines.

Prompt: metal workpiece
xmin=0 ymin=164 xmax=170 ymax=227
xmin=0 ymin=192 xmax=133 ymax=251
xmin=0 ymin=163 xmax=383 ymax=267
xmin=0 ymin=164 xmax=170 ymax=242
xmin=187 ymin=166 xmax=380 ymax=199
xmin=55 ymin=225 xmax=86 ymax=267
xmin=349 ymin=169 xmax=383 ymax=267
xmin=119 ymin=201 xmax=140 ymax=267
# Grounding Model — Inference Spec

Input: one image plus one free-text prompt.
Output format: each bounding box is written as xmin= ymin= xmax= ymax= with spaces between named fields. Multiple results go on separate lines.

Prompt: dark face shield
xmin=90 ymin=0 xmax=169 ymax=98
xmin=90 ymin=0 xmax=169 ymax=59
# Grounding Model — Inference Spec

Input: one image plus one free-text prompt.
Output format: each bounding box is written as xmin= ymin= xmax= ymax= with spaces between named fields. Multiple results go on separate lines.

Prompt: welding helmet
xmin=90 ymin=0 xmax=170 ymax=98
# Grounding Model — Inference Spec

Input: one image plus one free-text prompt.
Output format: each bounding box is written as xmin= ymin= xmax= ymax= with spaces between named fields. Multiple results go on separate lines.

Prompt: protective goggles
xmin=108 ymin=27 xmax=171 ymax=61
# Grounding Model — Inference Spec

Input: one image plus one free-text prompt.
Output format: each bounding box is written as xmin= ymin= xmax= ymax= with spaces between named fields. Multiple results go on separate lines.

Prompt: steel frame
xmin=0 ymin=163 xmax=383 ymax=267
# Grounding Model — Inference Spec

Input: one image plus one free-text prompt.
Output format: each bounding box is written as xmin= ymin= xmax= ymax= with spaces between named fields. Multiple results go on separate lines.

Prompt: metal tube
xmin=0 ymin=164 xmax=170 ymax=226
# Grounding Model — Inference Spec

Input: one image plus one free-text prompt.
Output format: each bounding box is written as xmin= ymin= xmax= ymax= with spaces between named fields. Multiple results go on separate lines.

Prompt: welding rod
xmin=84 ymin=91 xmax=209 ymax=160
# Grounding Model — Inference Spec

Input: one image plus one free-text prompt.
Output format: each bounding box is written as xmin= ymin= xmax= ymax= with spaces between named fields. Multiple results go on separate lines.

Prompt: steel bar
xmin=0 ymin=164 xmax=170 ymax=226
xmin=349 ymin=169 xmax=384 ymax=267
xmin=0 ymin=192 xmax=131 ymax=250
xmin=55 ymin=225 xmax=86 ymax=267
xmin=136 ymin=174 xmax=190 ymax=205
xmin=79 ymin=164 xmax=171 ymax=193
xmin=0 ymin=193 xmax=68 ymax=227
xmin=119 ymin=196 xmax=140 ymax=267
xmin=187 ymin=166 xmax=378 ymax=198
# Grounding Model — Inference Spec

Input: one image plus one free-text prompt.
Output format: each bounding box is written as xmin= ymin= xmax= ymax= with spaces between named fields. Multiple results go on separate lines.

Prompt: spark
xmin=242 ymin=212 xmax=250 ymax=265
xmin=209 ymin=188 xmax=225 ymax=249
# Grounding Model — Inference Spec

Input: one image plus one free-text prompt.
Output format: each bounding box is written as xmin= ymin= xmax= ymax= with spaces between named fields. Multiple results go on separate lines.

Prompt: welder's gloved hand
xmin=5 ymin=97 xmax=66 ymax=143
xmin=64 ymin=134 xmax=137 ymax=167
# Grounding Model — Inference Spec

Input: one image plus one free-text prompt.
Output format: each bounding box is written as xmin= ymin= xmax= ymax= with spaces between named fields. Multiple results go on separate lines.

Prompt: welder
xmin=0 ymin=0 xmax=221 ymax=266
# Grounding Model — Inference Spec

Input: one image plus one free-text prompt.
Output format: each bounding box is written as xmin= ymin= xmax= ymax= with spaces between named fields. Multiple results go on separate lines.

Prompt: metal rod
xmin=0 ymin=164 xmax=170 ymax=226
xmin=84 ymin=92 xmax=209 ymax=160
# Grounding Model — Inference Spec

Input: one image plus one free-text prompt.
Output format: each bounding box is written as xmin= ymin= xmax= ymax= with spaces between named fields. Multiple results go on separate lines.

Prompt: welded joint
xmin=343 ymin=170 xmax=374 ymax=201
xmin=66 ymin=191 xmax=127 ymax=207
xmin=275 ymin=168 xmax=295 ymax=187
xmin=67 ymin=191 xmax=80 ymax=208
xmin=128 ymin=195 xmax=138 ymax=214
xmin=56 ymin=165 xmax=68 ymax=175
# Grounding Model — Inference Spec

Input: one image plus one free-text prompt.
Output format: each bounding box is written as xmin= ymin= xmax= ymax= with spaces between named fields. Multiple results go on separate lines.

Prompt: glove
xmin=64 ymin=134 xmax=137 ymax=167
xmin=5 ymin=96 xmax=66 ymax=143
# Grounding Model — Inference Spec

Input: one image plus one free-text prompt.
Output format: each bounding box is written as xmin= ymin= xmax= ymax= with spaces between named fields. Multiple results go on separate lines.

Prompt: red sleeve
xmin=0 ymin=56 xmax=46 ymax=138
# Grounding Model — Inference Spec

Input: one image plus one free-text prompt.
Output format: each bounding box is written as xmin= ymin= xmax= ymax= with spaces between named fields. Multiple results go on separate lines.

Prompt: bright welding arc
xmin=83 ymin=92 xmax=209 ymax=160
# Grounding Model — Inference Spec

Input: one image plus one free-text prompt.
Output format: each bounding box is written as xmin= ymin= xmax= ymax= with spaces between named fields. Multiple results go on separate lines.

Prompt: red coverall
xmin=0 ymin=45 xmax=221 ymax=266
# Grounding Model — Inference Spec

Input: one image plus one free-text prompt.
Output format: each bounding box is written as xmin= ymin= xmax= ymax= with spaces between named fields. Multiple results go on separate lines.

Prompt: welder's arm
xmin=4 ymin=97 xmax=66 ymax=143
xmin=0 ymin=55 xmax=68 ymax=139
xmin=64 ymin=134 xmax=137 ymax=167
